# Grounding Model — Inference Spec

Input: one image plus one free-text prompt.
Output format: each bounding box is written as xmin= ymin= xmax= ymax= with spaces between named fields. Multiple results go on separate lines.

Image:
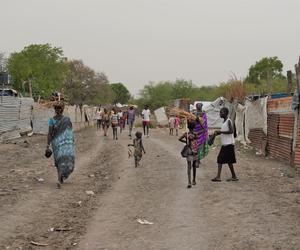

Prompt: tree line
xmin=0 ymin=44 xmax=131 ymax=106
xmin=1 ymin=44 xmax=295 ymax=110
xmin=135 ymin=56 xmax=295 ymax=110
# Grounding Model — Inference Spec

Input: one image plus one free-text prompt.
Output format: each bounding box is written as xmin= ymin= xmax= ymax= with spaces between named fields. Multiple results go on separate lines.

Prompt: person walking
xmin=194 ymin=103 xmax=208 ymax=163
xmin=95 ymin=107 xmax=102 ymax=131
xmin=127 ymin=106 xmax=135 ymax=138
xmin=46 ymin=101 xmax=75 ymax=188
xmin=142 ymin=105 xmax=151 ymax=137
xmin=117 ymin=109 xmax=124 ymax=134
xmin=175 ymin=115 xmax=181 ymax=136
xmin=102 ymin=108 xmax=110 ymax=136
xmin=168 ymin=115 xmax=175 ymax=135
xmin=111 ymin=110 xmax=119 ymax=140
xmin=179 ymin=121 xmax=199 ymax=188
xmin=128 ymin=131 xmax=146 ymax=167
xmin=211 ymin=107 xmax=238 ymax=182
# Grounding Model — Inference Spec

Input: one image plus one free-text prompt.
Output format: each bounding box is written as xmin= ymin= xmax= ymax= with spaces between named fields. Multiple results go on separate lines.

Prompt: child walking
xmin=128 ymin=131 xmax=146 ymax=167
xmin=168 ymin=115 xmax=175 ymax=135
xmin=179 ymin=121 xmax=199 ymax=188
xmin=175 ymin=115 xmax=181 ymax=136
xmin=211 ymin=107 xmax=238 ymax=182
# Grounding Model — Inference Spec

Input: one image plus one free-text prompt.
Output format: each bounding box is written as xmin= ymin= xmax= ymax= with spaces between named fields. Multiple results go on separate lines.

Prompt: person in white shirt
xmin=211 ymin=107 xmax=238 ymax=182
xmin=141 ymin=105 xmax=151 ymax=137
xmin=95 ymin=107 xmax=102 ymax=131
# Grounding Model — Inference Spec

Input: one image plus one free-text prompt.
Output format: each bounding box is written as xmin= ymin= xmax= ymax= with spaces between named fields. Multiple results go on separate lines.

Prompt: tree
xmin=7 ymin=44 xmax=67 ymax=98
xmin=171 ymin=79 xmax=194 ymax=99
xmin=110 ymin=83 xmax=131 ymax=104
xmin=64 ymin=59 xmax=115 ymax=105
xmin=245 ymin=56 xmax=285 ymax=85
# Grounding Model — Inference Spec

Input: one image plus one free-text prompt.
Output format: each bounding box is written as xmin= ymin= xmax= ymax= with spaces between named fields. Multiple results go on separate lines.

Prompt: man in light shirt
xmin=141 ymin=105 xmax=151 ymax=137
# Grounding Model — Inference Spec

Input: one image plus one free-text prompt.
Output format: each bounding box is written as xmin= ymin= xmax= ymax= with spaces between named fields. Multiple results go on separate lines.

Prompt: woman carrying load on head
xmin=47 ymin=101 xmax=75 ymax=188
xmin=193 ymin=103 xmax=208 ymax=164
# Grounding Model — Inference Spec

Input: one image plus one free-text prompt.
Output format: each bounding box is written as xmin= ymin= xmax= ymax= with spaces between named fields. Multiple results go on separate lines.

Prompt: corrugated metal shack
xmin=267 ymin=97 xmax=294 ymax=164
xmin=0 ymin=96 xmax=34 ymax=141
xmin=235 ymin=95 xmax=299 ymax=168
xmin=0 ymin=96 xmax=96 ymax=141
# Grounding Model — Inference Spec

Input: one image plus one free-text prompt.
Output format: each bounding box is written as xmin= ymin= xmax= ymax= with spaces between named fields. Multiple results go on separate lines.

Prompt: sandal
xmin=226 ymin=177 xmax=239 ymax=182
xmin=211 ymin=177 xmax=221 ymax=182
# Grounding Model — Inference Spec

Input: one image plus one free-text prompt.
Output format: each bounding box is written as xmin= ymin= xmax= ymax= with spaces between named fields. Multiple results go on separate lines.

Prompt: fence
xmin=236 ymin=58 xmax=300 ymax=169
xmin=0 ymin=97 xmax=96 ymax=141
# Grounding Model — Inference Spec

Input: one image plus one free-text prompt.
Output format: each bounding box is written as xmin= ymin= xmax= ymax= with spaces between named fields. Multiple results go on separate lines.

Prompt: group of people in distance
xmin=178 ymin=103 xmax=238 ymax=189
xmin=95 ymin=106 xmax=137 ymax=139
xmin=46 ymin=101 xmax=237 ymax=190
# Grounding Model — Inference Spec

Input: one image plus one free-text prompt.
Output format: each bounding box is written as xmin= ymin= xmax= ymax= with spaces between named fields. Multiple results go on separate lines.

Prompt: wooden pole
xmin=287 ymin=70 xmax=292 ymax=94
xmin=267 ymin=70 xmax=272 ymax=95
xmin=295 ymin=57 xmax=300 ymax=93
xmin=29 ymin=78 xmax=33 ymax=98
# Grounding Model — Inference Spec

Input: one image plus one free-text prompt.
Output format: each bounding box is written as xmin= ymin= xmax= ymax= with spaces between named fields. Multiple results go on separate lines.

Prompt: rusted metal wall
xmin=267 ymin=97 xmax=294 ymax=165
xmin=248 ymin=128 xmax=267 ymax=154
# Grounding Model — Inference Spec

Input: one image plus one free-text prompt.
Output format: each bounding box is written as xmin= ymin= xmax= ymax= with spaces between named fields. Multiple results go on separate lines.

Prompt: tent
xmin=203 ymin=97 xmax=234 ymax=128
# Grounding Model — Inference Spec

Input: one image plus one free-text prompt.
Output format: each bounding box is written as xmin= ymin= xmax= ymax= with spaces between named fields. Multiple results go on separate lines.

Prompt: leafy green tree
xmin=64 ymin=59 xmax=115 ymax=105
xmin=171 ymin=79 xmax=194 ymax=99
xmin=110 ymin=83 xmax=131 ymax=104
xmin=7 ymin=44 xmax=67 ymax=98
xmin=245 ymin=56 xmax=285 ymax=84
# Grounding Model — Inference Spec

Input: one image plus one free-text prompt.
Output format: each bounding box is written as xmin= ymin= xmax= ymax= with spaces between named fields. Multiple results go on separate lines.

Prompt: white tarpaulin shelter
xmin=154 ymin=107 xmax=168 ymax=126
xmin=244 ymin=97 xmax=268 ymax=142
xmin=203 ymin=97 xmax=234 ymax=128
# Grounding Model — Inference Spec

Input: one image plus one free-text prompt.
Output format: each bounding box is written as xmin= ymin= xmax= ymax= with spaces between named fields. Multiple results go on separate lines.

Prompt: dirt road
xmin=0 ymin=127 xmax=300 ymax=250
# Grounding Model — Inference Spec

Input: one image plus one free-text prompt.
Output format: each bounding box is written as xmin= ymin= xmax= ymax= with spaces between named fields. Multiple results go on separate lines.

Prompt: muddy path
xmin=0 ymin=127 xmax=300 ymax=250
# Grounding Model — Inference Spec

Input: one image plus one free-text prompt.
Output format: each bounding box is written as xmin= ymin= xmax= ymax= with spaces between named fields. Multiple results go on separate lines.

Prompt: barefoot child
xmin=211 ymin=107 xmax=238 ymax=182
xmin=128 ymin=131 xmax=146 ymax=167
xmin=179 ymin=121 xmax=199 ymax=188
xmin=168 ymin=115 xmax=175 ymax=135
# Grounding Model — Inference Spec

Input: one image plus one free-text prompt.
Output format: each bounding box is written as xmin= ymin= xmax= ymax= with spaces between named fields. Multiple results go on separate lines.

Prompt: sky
xmin=1 ymin=0 xmax=300 ymax=96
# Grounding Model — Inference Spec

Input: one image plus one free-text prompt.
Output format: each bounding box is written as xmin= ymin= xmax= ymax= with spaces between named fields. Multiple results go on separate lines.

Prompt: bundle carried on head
xmin=170 ymin=108 xmax=196 ymax=121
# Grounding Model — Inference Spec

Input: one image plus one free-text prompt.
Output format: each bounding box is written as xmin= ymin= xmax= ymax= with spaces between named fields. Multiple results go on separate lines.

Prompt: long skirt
xmin=198 ymin=142 xmax=209 ymax=160
xmin=52 ymin=119 xmax=75 ymax=180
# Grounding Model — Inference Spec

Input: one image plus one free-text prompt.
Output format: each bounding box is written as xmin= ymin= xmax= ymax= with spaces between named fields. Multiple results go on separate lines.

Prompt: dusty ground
xmin=0 ymin=126 xmax=300 ymax=250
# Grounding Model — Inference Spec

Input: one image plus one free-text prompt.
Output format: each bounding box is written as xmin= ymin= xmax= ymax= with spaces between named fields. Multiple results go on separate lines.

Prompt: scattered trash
xmin=36 ymin=178 xmax=45 ymax=182
xmin=88 ymin=174 xmax=95 ymax=178
xmin=85 ymin=190 xmax=95 ymax=195
xmin=137 ymin=218 xmax=154 ymax=225
xmin=77 ymin=201 xmax=82 ymax=206
xmin=30 ymin=241 xmax=49 ymax=246
xmin=27 ymin=132 xmax=34 ymax=137
xmin=72 ymin=243 xmax=78 ymax=246
xmin=49 ymin=227 xmax=73 ymax=232
xmin=54 ymin=227 xmax=73 ymax=232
